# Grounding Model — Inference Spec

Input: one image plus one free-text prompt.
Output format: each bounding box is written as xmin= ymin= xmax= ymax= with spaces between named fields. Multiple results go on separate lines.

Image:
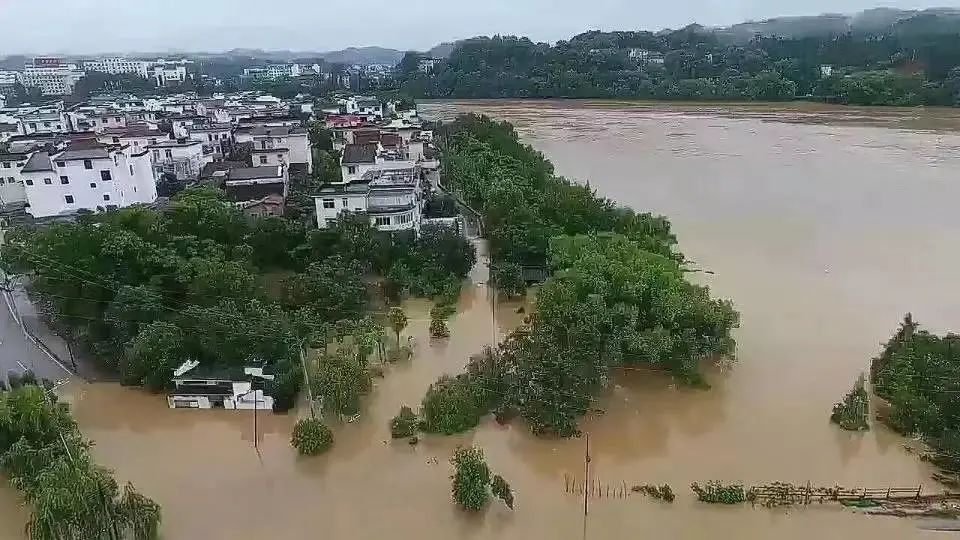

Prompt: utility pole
xmin=582 ymin=432 xmax=591 ymax=540
xmin=298 ymin=338 xmax=317 ymax=419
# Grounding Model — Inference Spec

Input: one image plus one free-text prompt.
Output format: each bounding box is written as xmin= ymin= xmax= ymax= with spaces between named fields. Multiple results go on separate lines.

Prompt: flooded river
xmin=4 ymin=101 xmax=960 ymax=539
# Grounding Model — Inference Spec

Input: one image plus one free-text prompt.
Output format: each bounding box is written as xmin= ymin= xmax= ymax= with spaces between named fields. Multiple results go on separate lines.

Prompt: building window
xmin=129 ymin=164 xmax=134 ymax=175
xmin=348 ymin=165 xmax=357 ymax=174
xmin=342 ymin=198 xmax=348 ymax=207
xmin=277 ymin=154 xmax=283 ymax=161
xmin=0 ymin=178 xmax=4 ymax=185
xmin=114 ymin=117 xmax=121 ymax=122
xmin=90 ymin=182 xmax=97 ymax=188
xmin=261 ymin=141 xmax=268 ymax=150
xmin=59 ymin=176 xmax=69 ymax=184
xmin=25 ymin=179 xmax=33 ymax=186
xmin=55 ymin=161 xmax=65 ymax=167
xmin=152 ymin=150 xmax=160 ymax=160
xmin=259 ymin=156 xmax=268 ymax=165
xmin=6 ymin=177 xmax=13 ymax=184
xmin=64 ymin=195 xmax=74 ymax=204
xmin=43 ymin=178 xmax=52 ymax=185
xmin=103 ymin=194 xmax=111 ymax=201
xmin=83 ymin=159 xmax=93 ymax=169
xmin=321 ymin=199 xmax=335 ymax=209
xmin=165 ymin=149 xmax=172 ymax=159
xmin=374 ymin=216 xmax=390 ymax=227
xmin=101 ymin=170 xmax=112 ymax=181
xmin=1 ymin=163 xmax=8 ymax=168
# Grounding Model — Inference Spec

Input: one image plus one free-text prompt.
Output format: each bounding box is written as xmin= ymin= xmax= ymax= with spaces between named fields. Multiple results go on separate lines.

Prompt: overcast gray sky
xmin=0 ymin=0 xmax=954 ymax=54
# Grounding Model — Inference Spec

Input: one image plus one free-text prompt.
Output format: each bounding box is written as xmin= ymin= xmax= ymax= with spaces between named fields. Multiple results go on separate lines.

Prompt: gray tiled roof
xmin=20 ymin=152 xmax=53 ymax=173
xmin=342 ymin=143 xmax=378 ymax=164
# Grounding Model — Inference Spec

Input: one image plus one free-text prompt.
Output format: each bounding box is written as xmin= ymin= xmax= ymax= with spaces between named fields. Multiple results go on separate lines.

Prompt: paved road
xmin=0 ymin=289 xmax=72 ymax=386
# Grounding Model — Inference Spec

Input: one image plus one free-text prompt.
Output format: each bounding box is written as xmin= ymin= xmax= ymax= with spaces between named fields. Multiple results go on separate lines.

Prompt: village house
xmin=314 ymin=162 xmax=423 ymax=232
xmin=222 ymin=165 xmax=288 ymax=217
xmin=168 ymin=361 xmax=274 ymax=410
xmin=97 ymin=125 xmax=166 ymax=155
xmin=0 ymin=150 xmax=29 ymax=204
xmin=233 ymin=124 xmax=312 ymax=172
xmin=148 ymin=139 xmax=211 ymax=181
xmin=187 ymin=123 xmax=233 ymax=160
xmin=18 ymin=139 xmax=157 ymax=218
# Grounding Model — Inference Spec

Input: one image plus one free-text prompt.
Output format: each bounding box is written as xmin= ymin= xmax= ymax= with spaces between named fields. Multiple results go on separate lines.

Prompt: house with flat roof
xmin=314 ymin=162 xmax=423 ymax=232
xmin=168 ymin=361 xmax=275 ymax=411
xmin=223 ymin=165 xmax=287 ymax=217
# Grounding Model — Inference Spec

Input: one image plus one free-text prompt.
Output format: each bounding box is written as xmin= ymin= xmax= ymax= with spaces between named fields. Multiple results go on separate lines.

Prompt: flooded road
xmin=4 ymin=101 xmax=960 ymax=538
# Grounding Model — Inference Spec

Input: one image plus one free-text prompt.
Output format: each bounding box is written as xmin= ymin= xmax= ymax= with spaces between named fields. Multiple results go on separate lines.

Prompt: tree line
xmin=395 ymin=25 xmax=960 ymax=106
xmin=396 ymin=114 xmax=738 ymax=437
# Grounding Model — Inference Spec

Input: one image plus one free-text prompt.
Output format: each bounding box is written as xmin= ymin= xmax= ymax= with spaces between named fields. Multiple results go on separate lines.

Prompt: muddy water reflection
xmin=3 ymin=101 xmax=958 ymax=539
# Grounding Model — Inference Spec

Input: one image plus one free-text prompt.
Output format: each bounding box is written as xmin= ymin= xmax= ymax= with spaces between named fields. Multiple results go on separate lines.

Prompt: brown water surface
xmin=3 ymin=101 xmax=959 ymax=539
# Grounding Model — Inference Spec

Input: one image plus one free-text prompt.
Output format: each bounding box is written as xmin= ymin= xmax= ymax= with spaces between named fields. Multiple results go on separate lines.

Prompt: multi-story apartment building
xmin=19 ymin=140 xmax=156 ymax=217
xmin=153 ymin=65 xmax=188 ymax=86
xmin=20 ymin=58 xmax=85 ymax=96
xmin=82 ymin=58 xmax=151 ymax=78
xmin=242 ymin=64 xmax=303 ymax=80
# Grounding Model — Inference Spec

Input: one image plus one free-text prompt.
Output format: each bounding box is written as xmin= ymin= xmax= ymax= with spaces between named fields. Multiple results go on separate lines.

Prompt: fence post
xmin=886 ymin=487 xmax=891 ymax=500
xmin=916 ymin=485 xmax=922 ymax=499
xmin=805 ymin=481 xmax=811 ymax=505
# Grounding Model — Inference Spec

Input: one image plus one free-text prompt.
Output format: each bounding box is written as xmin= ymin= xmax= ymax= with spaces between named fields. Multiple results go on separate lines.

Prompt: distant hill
xmin=714 ymin=7 xmax=960 ymax=43
xmin=318 ymin=46 xmax=405 ymax=66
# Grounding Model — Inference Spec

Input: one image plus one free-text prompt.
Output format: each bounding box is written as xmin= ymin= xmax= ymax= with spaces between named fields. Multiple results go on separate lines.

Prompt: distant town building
xmin=20 ymin=58 xmax=85 ymax=96
xmin=82 ymin=58 xmax=151 ymax=78
xmin=242 ymin=64 xmax=303 ymax=80
xmin=152 ymin=65 xmax=188 ymax=86
xmin=819 ymin=65 xmax=834 ymax=78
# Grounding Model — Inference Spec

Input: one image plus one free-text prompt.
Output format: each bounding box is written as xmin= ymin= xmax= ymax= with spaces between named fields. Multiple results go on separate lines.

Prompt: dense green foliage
xmin=389 ymin=406 xmax=418 ymax=438
xmin=440 ymin=114 xmax=678 ymax=267
xmin=450 ymin=446 xmax=491 ymax=511
xmin=422 ymin=116 xmax=737 ymax=436
xmin=830 ymin=374 xmax=870 ymax=431
xmin=311 ymin=352 xmax=372 ymax=417
xmin=420 ymin=375 xmax=485 ymax=434
xmin=291 ymin=418 xmax=334 ymax=456
xmin=870 ymin=315 xmax=960 ymax=474
xmin=399 ymin=24 xmax=960 ymax=105
xmin=1 ymin=187 xmax=475 ymax=410
xmin=0 ymin=384 xmax=160 ymax=539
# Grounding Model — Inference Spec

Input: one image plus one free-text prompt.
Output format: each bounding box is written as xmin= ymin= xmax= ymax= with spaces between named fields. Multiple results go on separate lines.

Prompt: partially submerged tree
xmin=491 ymin=474 xmax=515 ymax=509
xmin=390 ymin=406 xmax=418 ymax=438
xmin=450 ymin=446 xmax=490 ymax=511
xmin=291 ymin=418 xmax=334 ymax=456
xmin=387 ymin=306 xmax=409 ymax=349
xmin=830 ymin=374 xmax=870 ymax=431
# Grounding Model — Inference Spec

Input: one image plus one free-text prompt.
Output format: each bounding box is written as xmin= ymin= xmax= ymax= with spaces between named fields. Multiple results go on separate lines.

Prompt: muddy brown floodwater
xmin=4 ymin=101 xmax=960 ymax=539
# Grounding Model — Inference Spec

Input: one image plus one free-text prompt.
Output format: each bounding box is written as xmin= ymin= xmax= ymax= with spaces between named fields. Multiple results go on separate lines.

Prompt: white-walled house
xmin=19 ymin=142 xmax=157 ymax=217
xmin=0 ymin=150 xmax=29 ymax=204
xmin=233 ymin=125 xmax=312 ymax=172
xmin=168 ymin=362 xmax=275 ymax=411
xmin=340 ymin=143 xmax=380 ymax=182
xmin=314 ymin=162 xmax=423 ymax=232
xmin=148 ymin=139 xmax=211 ymax=180
xmin=187 ymin=123 xmax=233 ymax=160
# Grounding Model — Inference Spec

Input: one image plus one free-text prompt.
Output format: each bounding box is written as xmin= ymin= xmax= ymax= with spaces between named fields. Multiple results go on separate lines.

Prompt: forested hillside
xmin=398 ymin=10 xmax=960 ymax=105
